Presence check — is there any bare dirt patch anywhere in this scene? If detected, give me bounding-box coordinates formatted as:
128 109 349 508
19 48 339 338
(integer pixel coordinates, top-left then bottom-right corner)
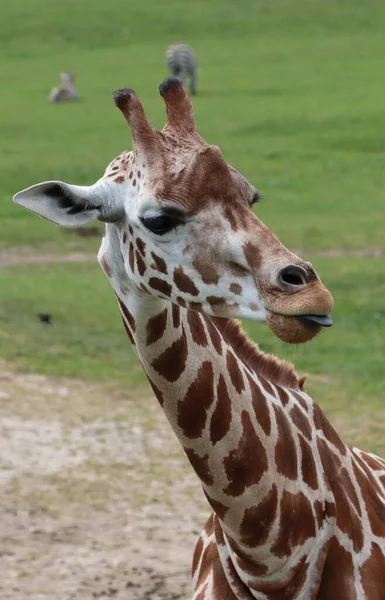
0 249 95 269
0 362 208 600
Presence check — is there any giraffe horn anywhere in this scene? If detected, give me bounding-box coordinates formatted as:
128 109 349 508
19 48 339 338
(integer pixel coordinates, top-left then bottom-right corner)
112 88 157 156
159 77 195 134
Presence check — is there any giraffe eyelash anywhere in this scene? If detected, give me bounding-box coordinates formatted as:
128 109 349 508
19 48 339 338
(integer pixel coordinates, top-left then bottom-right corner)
250 191 262 206
140 213 185 235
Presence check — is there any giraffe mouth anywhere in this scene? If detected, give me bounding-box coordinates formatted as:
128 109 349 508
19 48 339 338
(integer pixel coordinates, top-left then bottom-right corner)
266 311 332 344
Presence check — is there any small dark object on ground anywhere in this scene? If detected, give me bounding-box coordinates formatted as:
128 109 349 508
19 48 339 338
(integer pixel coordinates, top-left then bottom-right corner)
37 313 52 325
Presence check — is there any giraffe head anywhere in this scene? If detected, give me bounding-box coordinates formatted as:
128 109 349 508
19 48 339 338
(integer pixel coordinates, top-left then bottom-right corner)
13 78 333 344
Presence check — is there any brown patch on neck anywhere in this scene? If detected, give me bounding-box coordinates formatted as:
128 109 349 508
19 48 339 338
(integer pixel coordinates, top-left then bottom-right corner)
210 317 301 390
223 410 268 497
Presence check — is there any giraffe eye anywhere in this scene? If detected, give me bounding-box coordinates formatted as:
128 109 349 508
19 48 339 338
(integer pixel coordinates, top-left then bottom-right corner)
140 214 184 235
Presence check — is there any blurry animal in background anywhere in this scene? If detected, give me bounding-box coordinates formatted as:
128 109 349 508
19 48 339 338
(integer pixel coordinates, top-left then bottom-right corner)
166 44 198 95
37 313 52 325
48 72 79 103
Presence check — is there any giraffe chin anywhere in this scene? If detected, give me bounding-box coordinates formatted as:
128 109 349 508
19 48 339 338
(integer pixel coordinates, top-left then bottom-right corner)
266 312 322 344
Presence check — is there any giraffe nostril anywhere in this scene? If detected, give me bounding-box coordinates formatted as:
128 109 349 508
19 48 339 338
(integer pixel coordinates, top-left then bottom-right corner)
278 265 309 289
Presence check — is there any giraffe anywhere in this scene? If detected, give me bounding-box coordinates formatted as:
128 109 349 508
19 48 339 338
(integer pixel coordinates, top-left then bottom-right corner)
14 78 385 599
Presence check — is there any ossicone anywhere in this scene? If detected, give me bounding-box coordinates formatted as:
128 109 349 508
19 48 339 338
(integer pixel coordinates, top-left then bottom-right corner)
159 77 196 134
112 87 157 158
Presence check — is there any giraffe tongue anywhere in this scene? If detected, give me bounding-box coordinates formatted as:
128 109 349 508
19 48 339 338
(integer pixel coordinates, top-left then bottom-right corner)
296 314 333 328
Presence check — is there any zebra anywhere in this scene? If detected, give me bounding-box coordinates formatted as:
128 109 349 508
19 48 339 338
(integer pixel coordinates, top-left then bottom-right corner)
165 44 198 95
48 72 79 103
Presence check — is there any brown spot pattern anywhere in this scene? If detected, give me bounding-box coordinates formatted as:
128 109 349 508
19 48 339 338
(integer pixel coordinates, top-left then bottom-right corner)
189 301 203 312
224 205 238 231
148 277 172 297
226 351 245 393
204 491 229 520
114 175 125 183
273 404 298 480
151 252 168 274
173 267 199 296
247 373 271 435
243 241 262 270
223 411 268 496
193 257 220 285
276 386 290 406
313 500 324 529
172 303 180 328
146 308 168 345
210 375 232 445
195 584 208 600
205 318 222 355
192 536 204 577
299 435 319 490
121 317 135 345
314 404 346 455
240 484 278 547
290 404 312 440
148 378 164 407
185 448 213 486
248 556 308 597
117 299 136 333
196 533 238 599
100 255 112 277
360 543 385 598
229 283 242 295
122 231 127 244
207 295 226 307
135 250 146 276
136 237 146 255
178 362 214 438
226 557 256 598
317 537 357 599
231 541 268 578
152 330 188 382
271 491 316 558
291 390 309 412
353 459 385 538
176 296 186 307
128 242 135 272
187 310 208 347
318 439 364 551
259 377 276 398
359 451 385 471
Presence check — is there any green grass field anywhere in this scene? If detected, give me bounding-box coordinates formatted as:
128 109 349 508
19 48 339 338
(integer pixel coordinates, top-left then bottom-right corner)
1 0 384 453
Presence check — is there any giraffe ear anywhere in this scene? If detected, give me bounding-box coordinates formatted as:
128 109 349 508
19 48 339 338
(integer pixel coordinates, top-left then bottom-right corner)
13 180 107 227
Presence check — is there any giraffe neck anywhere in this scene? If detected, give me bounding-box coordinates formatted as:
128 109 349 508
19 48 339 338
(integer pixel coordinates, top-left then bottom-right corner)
100 222 385 597
101 244 337 593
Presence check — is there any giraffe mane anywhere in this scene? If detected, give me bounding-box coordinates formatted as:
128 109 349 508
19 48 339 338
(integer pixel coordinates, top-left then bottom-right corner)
210 316 304 391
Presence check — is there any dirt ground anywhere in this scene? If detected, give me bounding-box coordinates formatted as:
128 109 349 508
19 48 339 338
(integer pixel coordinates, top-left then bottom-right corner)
0 360 208 600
